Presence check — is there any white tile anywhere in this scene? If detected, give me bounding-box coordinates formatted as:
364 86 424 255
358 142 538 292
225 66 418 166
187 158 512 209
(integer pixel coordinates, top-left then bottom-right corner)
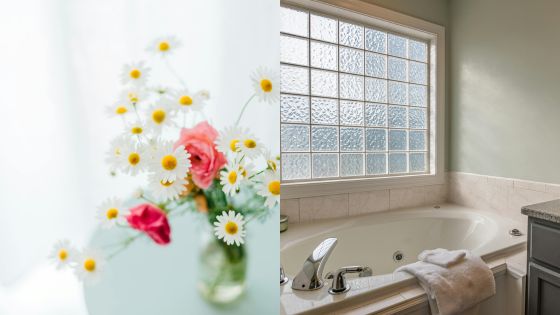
348 190 390 216
508 187 556 225
514 179 546 192
424 184 447 205
389 186 426 210
299 194 349 222
545 183 560 197
281 199 300 223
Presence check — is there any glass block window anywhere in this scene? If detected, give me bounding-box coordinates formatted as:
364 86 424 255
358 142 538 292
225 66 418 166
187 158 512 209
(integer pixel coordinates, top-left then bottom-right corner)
280 6 430 181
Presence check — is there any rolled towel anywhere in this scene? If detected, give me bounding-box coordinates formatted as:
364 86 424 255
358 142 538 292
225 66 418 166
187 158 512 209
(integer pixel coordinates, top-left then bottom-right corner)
396 250 495 315
418 248 467 267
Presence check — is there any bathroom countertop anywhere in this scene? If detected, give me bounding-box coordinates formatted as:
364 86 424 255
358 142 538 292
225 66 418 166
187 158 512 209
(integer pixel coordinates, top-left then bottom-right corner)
521 199 560 223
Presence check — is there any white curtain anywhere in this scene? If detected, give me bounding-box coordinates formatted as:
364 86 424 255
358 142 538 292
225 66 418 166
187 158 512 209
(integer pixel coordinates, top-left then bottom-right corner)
0 0 279 313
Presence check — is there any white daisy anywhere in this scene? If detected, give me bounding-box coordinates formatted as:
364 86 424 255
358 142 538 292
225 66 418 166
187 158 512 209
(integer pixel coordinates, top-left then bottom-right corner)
74 248 105 285
197 89 210 100
220 162 245 196
105 136 128 172
96 197 124 229
237 132 263 159
131 187 144 199
145 103 176 135
238 161 256 184
149 142 191 183
169 88 205 112
119 87 148 107
251 66 279 105
105 102 130 118
118 142 147 175
146 36 181 56
148 173 187 202
122 121 146 140
256 170 280 209
121 61 150 86
48 239 77 270
215 125 245 155
213 210 246 246
263 148 280 173
151 85 171 96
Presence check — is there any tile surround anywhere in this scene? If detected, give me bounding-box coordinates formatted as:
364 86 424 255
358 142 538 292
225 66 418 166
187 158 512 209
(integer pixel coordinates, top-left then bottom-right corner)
281 172 560 224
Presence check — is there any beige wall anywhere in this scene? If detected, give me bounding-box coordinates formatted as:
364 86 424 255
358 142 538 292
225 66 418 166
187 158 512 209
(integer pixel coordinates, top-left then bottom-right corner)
360 0 448 26
448 0 560 184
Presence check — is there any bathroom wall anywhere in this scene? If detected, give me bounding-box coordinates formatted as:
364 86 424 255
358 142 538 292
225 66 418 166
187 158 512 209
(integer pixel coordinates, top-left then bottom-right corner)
448 0 560 184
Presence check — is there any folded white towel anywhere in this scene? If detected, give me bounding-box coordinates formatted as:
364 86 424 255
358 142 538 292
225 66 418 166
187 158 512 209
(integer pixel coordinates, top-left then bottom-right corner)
396 250 495 315
418 248 467 267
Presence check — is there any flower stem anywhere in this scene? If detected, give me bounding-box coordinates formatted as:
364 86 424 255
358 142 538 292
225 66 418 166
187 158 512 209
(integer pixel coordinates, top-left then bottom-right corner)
235 94 256 126
163 57 186 88
106 233 143 260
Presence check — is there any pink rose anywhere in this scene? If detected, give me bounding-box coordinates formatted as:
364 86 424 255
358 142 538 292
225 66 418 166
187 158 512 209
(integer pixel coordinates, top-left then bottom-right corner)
126 203 171 245
174 121 227 189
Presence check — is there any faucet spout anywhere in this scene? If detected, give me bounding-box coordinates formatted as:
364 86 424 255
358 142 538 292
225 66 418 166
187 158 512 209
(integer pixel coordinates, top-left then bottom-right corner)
291 237 337 291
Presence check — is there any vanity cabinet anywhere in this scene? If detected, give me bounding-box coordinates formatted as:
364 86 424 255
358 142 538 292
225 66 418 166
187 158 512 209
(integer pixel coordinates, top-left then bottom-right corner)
526 217 560 315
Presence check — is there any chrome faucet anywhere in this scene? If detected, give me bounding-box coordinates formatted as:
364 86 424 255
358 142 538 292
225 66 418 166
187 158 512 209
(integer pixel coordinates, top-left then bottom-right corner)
291 237 337 291
325 265 373 294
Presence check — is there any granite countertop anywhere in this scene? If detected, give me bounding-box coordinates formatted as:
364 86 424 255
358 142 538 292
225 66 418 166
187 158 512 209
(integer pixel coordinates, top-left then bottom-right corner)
521 199 560 223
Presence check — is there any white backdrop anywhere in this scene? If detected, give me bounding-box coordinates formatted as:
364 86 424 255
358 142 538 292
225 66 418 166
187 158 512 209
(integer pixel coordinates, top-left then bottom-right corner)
0 0 279 313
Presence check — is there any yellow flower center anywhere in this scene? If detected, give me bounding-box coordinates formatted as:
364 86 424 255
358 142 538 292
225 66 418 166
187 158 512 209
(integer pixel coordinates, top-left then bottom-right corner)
152 109 166 124
58 249 68 261
114 148 121 156
158 41 170 51
161 155 178 170
229 139 239 152
129 69 141 79
106 208 119 219
84 259 96 272
228 171 238 184
260 79 273 92
239 166 247 177
116 106 128 115
268 180 280 195
179 95 193 106
128 92 139 103
131 126 143 134
128 153 140 165
244 139 256 149
267 160 277 172
225 221 238 235
160 180 174 187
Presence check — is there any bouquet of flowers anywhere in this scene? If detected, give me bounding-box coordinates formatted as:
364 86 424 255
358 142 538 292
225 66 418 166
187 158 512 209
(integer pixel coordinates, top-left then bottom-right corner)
49 36 279 302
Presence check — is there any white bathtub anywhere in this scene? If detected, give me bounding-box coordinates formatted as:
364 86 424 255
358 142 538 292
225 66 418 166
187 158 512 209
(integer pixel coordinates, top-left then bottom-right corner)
280 203 527 315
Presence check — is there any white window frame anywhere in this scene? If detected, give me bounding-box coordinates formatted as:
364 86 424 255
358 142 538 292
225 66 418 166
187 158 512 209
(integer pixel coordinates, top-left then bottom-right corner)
281 0 445 199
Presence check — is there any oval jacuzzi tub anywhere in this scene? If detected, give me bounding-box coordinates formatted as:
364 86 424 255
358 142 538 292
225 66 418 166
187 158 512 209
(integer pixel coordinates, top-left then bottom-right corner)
280 203 527 314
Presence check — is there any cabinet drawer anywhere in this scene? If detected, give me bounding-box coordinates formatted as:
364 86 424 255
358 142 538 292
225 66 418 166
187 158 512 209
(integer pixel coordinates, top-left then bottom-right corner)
531 222 560 268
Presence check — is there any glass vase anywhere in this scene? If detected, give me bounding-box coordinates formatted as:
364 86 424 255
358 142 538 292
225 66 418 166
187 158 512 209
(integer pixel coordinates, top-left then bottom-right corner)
197 227 247 304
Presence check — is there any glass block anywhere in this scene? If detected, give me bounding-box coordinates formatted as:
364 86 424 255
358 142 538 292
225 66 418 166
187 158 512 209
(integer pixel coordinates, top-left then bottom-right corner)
364 103 387 127
311 69 338 98
365 78 387 103
388 34 407 58
365 52 386 78
280 6 308 37
365 128 386 151
312 153 338 178
281 94 309 123
409 107 427 129
340 127 364 152
409 40 428 62
281 124 309 152
339 47 364 75
281 153 310 180
311 126 338 151
280 35 308 66
340 153 364 177
311 98 338 125
409 130 426 150
388 81 408 105
388 105 408 128
310 41 337 71
388 57 408 82
340 100 364 126
388 130 407 151
339 21 363 49
310 14 337 43
366 153 387 175
281 65 309 95
409 84 427 107
410 152 427 172
409 61 427 85
339 74 364 101
365 28 386 53
389 153 407 173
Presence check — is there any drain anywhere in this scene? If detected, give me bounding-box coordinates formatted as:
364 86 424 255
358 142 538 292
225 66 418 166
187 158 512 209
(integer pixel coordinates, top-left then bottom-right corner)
393 250 405 262
509 229 523 236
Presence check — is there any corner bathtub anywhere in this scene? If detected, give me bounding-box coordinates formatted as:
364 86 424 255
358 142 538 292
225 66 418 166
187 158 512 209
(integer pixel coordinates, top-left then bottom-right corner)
280 203 527 315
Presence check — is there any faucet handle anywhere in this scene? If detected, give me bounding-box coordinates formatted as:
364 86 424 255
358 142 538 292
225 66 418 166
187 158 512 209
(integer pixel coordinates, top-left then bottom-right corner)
280 265 289 286
326 265 372 295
